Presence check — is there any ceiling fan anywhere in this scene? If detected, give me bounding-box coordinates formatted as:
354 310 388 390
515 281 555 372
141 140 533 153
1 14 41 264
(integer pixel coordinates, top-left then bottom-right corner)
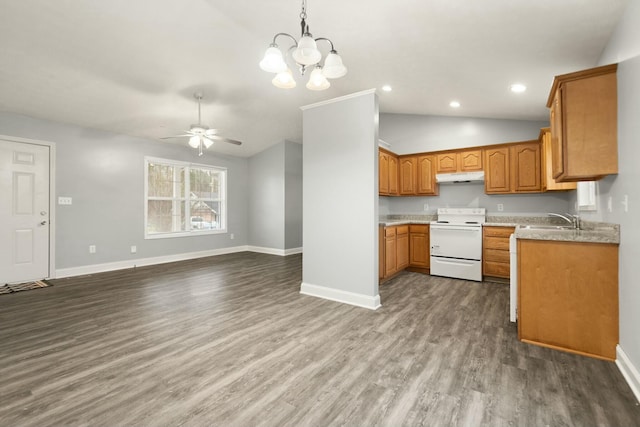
161 92 242 156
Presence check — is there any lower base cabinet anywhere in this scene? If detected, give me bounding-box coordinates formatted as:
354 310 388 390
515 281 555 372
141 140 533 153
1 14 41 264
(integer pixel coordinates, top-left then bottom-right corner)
518 239 619 360
482 226 515 280
380 224 426 281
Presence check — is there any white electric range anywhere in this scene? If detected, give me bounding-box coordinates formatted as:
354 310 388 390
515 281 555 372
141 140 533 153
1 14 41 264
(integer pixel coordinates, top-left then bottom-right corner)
430 208 486 281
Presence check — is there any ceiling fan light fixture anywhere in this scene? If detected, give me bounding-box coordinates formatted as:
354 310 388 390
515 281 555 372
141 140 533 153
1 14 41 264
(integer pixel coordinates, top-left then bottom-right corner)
306 66 330 91
188 135 200 148
272 68 297 88
202 137 214 149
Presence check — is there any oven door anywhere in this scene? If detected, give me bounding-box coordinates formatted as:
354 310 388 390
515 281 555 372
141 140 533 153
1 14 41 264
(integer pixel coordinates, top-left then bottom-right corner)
430 225 482 260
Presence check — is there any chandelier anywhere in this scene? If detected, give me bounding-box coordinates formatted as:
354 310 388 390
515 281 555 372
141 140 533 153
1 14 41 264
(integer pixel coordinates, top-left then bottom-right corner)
259 0 347 91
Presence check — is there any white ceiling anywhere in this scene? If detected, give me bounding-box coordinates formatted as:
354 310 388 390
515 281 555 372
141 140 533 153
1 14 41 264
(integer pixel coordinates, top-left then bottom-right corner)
0 0 628 157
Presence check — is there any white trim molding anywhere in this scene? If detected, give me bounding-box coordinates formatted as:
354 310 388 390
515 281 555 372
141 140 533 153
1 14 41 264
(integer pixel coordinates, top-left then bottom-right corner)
56 245 303 278
248 246 303 256
300 89 376 111
616 345 640 403
299 282 381 310
56 246 250 278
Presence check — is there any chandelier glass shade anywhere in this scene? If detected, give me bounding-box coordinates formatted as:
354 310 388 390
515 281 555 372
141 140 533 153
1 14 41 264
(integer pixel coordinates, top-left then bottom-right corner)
259 0 347 90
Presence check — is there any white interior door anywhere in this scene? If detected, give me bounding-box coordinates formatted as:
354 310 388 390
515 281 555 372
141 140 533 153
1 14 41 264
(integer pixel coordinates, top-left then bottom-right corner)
0 139 51 284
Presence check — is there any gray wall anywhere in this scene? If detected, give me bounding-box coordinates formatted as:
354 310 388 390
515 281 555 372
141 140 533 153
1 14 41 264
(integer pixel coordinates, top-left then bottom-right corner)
379 113 572 216
302 91 379 303
586 0 640 388
284 141 303 249
248 142 285 250
0 112 249 270
247 140 302 251
380 113 549 154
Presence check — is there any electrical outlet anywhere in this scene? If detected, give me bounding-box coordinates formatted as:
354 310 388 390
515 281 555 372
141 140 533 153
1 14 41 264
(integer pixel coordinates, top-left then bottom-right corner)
423 203 429 211
230 233 235 240
497 203 504 212
131 245 137 254
622 194 629 212
607 196 613 213
58 196 72 205
89 245 96 254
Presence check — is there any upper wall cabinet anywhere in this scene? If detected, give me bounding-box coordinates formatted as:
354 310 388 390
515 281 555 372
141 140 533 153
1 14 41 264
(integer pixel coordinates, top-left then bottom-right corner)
547 64 618 182
379 148 399 196
398 154 438 196
484 141 542 194
539 128 576 191
436 149 483 173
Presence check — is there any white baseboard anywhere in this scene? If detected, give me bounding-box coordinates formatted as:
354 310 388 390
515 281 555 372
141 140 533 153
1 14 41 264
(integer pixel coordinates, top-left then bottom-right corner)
55 246 250 278
300 282 381 310
616 345 640 404
247 246 303 256
55 245 304 279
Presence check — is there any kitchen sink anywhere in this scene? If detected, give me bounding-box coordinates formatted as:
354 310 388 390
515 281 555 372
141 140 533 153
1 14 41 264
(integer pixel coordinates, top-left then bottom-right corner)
519 224 575 230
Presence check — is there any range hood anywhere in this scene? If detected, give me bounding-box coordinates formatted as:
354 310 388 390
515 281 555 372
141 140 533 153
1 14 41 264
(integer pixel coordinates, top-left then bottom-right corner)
436 171 485 184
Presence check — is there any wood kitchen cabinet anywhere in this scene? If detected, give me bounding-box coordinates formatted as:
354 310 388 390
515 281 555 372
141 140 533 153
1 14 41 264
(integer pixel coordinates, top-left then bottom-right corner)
416 155 438 195
484 141 541 194
399 156 417 195
484 147 511 193
396 225 409 270
380 224 423 281
409 225 430 270
380 225 410 281
379 148 398 196
518 239 619 360
482 226 514 280
398 155 438 196
547 64 618 181
539 127 576 191
436 149 483 173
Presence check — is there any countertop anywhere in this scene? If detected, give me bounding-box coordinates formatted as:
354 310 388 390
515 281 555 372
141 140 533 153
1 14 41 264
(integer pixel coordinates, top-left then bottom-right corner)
379 215 620 244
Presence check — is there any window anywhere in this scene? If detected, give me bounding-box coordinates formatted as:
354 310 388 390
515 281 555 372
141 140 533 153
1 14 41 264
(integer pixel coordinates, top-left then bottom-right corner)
145 157 226 238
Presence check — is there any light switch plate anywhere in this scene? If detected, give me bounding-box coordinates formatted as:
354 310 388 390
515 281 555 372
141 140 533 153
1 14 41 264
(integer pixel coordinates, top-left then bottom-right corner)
58 196 72 205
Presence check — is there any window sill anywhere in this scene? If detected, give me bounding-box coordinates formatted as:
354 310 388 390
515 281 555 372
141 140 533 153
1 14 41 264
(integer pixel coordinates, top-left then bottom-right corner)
145 229 228 240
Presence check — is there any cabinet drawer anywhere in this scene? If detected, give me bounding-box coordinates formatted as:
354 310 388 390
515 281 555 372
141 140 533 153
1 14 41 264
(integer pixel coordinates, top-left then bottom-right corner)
385 227 396 238
483 226 515 238
484 236 510 251
396 225 409 235
484 248 510 263
409 224 429 234
484 261 510 278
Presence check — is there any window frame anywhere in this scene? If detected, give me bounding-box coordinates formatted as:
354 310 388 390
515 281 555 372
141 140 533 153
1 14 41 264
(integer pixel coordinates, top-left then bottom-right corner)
144 156 227 239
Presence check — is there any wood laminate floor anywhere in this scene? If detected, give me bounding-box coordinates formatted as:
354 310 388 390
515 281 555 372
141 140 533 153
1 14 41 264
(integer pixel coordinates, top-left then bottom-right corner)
1 252 638 426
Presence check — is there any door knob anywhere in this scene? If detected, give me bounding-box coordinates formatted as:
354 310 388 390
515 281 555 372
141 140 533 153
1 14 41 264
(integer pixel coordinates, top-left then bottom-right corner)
40 221 47 226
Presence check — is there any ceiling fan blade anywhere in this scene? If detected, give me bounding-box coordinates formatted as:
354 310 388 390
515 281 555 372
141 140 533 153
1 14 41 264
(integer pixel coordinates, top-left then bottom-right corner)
204 129 220 136
160 134 193 139
208 135 242 145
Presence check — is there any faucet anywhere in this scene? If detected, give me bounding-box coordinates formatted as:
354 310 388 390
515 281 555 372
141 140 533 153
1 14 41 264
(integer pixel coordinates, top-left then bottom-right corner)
547 212 581 230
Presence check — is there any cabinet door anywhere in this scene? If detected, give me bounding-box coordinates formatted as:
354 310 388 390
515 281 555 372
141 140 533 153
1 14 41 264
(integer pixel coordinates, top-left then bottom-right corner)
541 128 576 191
416 155 438 195
484 147 511 194
550 89 565 179
396 226 409 270
459 149 483 171
409 225 430 268
388 155 398 195
512 142 541 193
379 150 389 195
399 156 417 195
384 227 397 277
436 153 457 173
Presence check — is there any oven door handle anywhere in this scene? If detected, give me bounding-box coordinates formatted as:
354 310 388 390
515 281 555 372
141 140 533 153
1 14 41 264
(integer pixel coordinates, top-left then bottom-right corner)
431 225 480 232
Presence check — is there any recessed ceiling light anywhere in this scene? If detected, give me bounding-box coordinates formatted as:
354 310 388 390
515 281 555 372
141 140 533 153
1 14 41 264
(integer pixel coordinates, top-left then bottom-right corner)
510 83 527 93
449 101 461 108
382 85 392 92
